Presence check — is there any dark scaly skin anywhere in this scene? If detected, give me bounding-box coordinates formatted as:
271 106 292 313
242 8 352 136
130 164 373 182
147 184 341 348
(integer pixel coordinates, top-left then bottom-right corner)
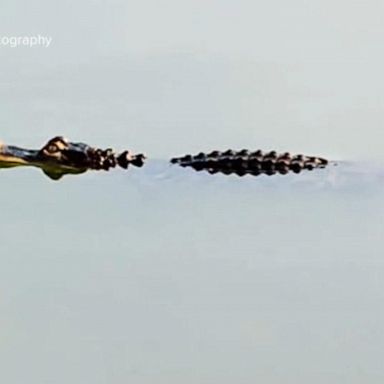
0 137 330 180
170 150 329 176
0 136 146 180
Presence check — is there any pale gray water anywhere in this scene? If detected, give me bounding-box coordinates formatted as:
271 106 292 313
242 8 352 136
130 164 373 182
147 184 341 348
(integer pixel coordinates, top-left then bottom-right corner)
2 0 384 381
1 162 384 384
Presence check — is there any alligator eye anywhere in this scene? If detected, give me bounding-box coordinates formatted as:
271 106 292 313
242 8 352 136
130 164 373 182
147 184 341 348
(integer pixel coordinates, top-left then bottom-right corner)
46 144 59 153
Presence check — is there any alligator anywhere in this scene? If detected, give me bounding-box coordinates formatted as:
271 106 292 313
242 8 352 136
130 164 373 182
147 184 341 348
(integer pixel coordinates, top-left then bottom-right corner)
170 150 329 176
0 136 330 180
0 136 146 180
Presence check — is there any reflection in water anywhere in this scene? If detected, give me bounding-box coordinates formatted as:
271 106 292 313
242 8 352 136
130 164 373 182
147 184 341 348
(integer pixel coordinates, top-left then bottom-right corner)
0 162 383 383
0 136 146 180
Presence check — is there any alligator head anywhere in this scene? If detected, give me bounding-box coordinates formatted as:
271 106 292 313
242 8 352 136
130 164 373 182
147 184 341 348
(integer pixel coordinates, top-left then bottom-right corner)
0 136 146 180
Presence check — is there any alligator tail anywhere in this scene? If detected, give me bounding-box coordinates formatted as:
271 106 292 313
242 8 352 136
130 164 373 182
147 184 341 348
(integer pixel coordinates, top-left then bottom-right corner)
170 150 328 176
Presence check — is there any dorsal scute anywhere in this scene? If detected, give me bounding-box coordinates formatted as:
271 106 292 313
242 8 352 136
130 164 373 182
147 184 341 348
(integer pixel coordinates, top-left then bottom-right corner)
170 149 329 176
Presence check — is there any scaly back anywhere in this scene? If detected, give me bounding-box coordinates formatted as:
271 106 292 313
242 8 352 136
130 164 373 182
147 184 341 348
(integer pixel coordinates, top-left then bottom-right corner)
171 150 328 176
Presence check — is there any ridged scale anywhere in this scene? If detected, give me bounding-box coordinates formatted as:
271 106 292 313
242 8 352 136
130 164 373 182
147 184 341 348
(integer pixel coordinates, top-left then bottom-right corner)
171 150 329 176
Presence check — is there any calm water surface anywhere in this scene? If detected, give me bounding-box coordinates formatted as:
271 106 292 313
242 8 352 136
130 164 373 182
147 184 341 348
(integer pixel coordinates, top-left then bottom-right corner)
1 161 384 384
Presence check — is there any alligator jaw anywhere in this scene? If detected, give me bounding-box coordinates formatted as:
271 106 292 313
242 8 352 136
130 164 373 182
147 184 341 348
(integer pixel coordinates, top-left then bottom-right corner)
0 145 43 167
